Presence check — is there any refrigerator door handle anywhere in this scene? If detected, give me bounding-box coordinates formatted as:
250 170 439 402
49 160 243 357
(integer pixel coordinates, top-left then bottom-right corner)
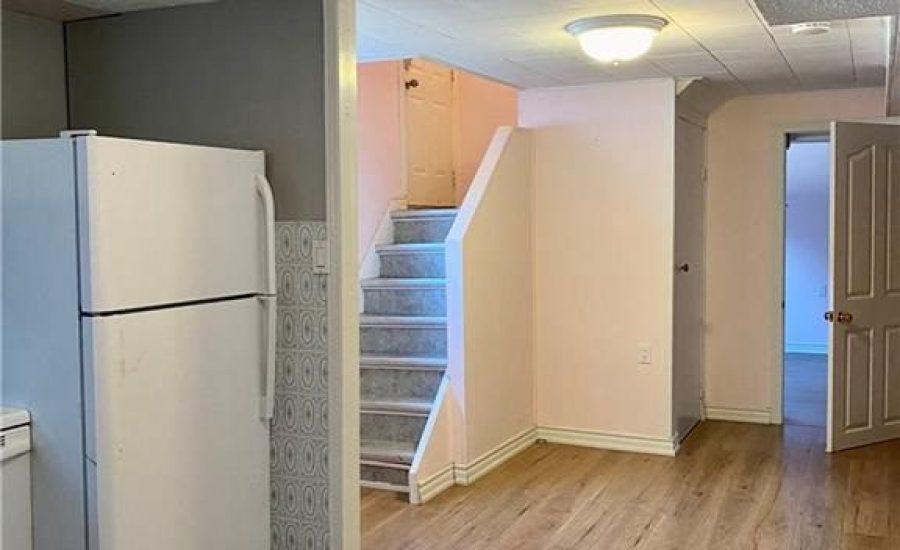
254 174 276 296
255 173 276 420
259 295 276 420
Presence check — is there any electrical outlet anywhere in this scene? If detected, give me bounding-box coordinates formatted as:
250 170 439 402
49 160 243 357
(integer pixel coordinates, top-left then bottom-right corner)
638 344 652 365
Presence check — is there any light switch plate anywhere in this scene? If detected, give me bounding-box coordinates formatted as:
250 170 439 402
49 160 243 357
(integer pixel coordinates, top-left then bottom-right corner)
313 240 329 274
638 344 652 365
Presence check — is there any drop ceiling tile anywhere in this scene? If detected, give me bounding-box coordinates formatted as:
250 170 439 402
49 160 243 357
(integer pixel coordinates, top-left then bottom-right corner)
752 0 900 26
358 0 890 90
357 34 413 61
648 52 732 76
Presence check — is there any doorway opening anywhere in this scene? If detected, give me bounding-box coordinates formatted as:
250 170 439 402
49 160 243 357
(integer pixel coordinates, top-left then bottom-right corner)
782 133 830 428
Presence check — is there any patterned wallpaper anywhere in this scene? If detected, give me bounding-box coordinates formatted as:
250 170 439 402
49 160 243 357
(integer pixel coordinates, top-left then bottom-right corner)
271 221 330 549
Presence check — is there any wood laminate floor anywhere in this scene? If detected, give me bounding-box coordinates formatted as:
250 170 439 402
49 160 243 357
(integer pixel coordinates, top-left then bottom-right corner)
361 421 900 549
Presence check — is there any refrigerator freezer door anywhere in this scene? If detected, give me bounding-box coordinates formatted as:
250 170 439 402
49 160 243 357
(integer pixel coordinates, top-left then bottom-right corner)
82 298 270 550
77 136 267 313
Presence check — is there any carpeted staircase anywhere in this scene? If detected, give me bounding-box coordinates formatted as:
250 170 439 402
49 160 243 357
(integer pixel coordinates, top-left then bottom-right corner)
359 208 457 493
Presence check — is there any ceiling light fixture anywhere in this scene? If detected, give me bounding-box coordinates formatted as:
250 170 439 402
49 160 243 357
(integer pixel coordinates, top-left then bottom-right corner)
566 14 669 64
790 22 832 36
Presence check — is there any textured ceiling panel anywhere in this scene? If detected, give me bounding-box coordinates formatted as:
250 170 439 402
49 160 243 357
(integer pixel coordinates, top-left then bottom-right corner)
1 0 220 20
753 0 900 25
66 0 219 14
1 0 104 21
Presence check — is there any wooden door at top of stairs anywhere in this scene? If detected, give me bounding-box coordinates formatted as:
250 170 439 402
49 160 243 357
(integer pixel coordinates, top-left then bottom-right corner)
828 121 900 452
404 58 455 208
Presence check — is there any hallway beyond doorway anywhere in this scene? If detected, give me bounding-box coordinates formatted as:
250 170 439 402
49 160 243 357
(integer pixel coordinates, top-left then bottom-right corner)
784 353 826 428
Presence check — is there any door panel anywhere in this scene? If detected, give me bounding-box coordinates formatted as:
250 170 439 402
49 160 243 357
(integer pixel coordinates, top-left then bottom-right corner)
843 329 872 431
78 136 266 312
829 121 900 451
886 326 900 423
846 146 874 298
404 59 455 207
672 118 705 440
82 298 270 549
888 146 900 294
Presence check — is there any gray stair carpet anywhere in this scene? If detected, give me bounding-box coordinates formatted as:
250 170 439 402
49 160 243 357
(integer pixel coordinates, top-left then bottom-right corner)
359 208 456 494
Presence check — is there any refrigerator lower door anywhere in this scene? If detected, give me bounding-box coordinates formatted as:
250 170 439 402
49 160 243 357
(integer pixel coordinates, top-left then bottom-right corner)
82 298 270 550
76 136 268 313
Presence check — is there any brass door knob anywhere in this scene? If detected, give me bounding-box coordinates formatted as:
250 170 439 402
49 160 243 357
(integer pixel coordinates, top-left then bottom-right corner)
824 311 853 324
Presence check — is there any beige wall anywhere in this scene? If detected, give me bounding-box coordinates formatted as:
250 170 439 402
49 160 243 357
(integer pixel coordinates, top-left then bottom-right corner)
704 88 883 417
1 9 68 138
446 127 535 462
522 80 676 439
452 72 518 204
357 61 404 264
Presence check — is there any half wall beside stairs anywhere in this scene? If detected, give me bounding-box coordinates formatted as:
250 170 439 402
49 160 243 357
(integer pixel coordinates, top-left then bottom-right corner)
410 127 537 502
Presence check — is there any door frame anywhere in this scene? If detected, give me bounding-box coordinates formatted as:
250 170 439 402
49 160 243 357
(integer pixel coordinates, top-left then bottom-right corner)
773 121 831 427
324 0 360 548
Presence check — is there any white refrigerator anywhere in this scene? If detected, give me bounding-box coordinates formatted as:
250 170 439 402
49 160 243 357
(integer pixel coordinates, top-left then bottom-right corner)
2 133 275 550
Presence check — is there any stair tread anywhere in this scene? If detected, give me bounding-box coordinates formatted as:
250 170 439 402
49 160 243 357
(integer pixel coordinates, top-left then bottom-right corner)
360 355 447 368
360 480 410 493
361 439 416 464
360 314 446 326
361 398 432 415
361 277 446 289
392 209 458 220
376 242 445 253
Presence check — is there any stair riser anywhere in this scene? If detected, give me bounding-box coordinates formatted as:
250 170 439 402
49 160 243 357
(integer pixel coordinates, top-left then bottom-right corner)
379 252 445 278
363 287 446 316
393 218 454 244
360 325 447 357
361 411 428 444
361 369 444 402
361 464 408 488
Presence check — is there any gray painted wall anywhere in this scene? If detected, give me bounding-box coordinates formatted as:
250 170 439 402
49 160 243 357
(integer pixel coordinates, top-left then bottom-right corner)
1 10 68 138
65 0 325 220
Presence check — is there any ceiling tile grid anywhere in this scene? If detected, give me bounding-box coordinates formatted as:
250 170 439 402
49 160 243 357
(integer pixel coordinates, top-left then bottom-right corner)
358 0 891 93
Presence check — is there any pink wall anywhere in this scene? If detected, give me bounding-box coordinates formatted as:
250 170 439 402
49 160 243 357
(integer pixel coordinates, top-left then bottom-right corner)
356 61 517 253
452 72 518 204
522 79 677 442
357 61 404 264
446 127 534 464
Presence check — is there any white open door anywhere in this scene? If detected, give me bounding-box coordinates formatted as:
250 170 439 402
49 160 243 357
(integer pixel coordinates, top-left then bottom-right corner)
827 121 900 452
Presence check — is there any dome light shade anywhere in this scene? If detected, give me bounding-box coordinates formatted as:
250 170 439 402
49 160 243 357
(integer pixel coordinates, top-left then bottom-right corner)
566 15 668 63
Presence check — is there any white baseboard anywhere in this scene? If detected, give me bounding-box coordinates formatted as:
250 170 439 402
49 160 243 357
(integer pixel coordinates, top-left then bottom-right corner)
785 343 827 355
413 425 687 502
453 428 537 486
705 406 772 424
415 464 455 504
536 426 678 456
